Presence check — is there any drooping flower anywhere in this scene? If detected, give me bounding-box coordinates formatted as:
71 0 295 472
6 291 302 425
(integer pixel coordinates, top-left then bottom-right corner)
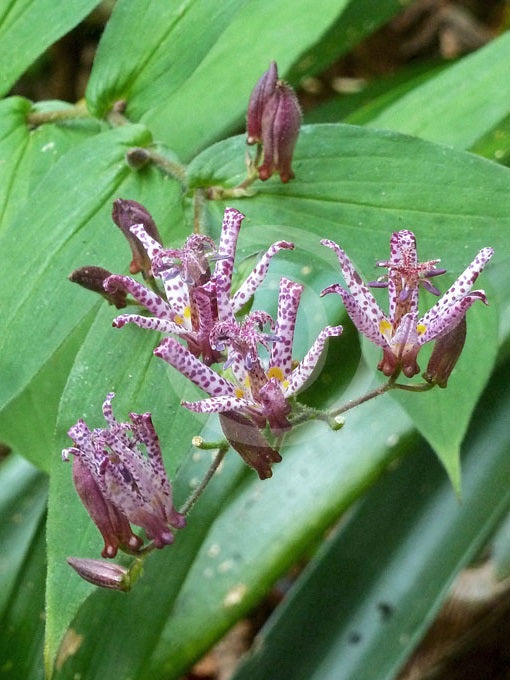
62 393 185 558
154 277 342 478
246 62 302 183
104 206 294 365
321 231 493 379
111 198 163 277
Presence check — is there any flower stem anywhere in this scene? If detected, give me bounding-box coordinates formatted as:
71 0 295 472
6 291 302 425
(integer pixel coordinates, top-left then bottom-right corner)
179 440 230 516
329 377 397 418
27 100 90 127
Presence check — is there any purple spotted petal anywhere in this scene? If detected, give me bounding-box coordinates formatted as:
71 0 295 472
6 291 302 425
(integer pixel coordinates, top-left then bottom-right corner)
130 223 165 263
321 240 385 341
270 277 303 377
215 273 236 324
112 314 187 335
420 247 493 334
154 337 235 397
321 283 386 348
213 207 245 287
232 240 295 313
387 230 418 322
159 268 191 321
182 395 251 415
420 290 488 344
285 325 343 396
104 275 174 319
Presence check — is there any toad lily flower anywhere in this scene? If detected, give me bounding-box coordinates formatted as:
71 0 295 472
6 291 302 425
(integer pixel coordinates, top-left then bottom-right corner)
104 206 293 365
62 393 185 558
154 278 343 478
321 231 493 379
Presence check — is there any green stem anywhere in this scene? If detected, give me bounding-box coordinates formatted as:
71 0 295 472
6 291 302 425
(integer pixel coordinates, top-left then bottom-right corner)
27 101 90 127
179 440 230 516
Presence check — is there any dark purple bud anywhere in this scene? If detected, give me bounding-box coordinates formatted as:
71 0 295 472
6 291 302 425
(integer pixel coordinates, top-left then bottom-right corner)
66 557 131 591
69 266 127 308
70 456 143 558
423 317 467 388
246 61 278 145
112 199 163 277
125 147 151 170
258 81 302 183
219 411 282 480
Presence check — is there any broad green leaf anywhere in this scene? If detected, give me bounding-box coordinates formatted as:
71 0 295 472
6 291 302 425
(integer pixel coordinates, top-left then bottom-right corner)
0 310 96 472
87 0 351 159
0 98 102 234
0 122 184 424
147 391 413 679
0 455 47 621
0 0 102 96
366 30 510 149
188 125 506 481
470 113 510 167
230 362 510 680
0 512 46 680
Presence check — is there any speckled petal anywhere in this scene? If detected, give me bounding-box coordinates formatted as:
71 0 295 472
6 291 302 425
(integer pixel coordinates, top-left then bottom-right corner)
286 325 343 396
154 337 235 397
130 223 165 262
420 290 488 344
321 239 385 342
232 240 295 313
215 273 235 324
213 207 245 286
420 247 493 333
388 230 418 321
322 283 386 347
104 275 174 319
112 313 186 334
182 395 251 414
270 277 303 377
159 268 191 323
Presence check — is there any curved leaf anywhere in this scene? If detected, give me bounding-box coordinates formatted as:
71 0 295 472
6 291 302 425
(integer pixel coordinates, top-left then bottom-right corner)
230 361 510 680
0 0 102 96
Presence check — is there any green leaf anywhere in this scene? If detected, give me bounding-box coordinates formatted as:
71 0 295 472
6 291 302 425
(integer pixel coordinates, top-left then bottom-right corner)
230 361 510 680
0 0 102 96
0 98 102 235
87 0 351 159
0 455 47 621
0 512 46 680
366 31 510 149
0 122 182 424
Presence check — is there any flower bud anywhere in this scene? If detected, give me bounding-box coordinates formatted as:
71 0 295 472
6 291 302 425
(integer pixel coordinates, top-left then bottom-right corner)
112 199 163 277
246 61 278 145
66 557 131 591
423 317 467 388
219 411 282 480
258 81 302 183
68 266 127 308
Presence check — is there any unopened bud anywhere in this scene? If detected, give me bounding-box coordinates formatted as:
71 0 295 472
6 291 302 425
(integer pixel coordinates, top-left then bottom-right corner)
246 61 278 145
69 266 127 308
258 81 302 183
126 147 151 170
423 317 467 388
219 411 282 480
112 199 163 276
67 557 131 591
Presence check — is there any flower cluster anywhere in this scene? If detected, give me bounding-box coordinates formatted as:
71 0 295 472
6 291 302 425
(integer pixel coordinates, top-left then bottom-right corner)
321 231 493 383
63 393 185 559
65 199 493 578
